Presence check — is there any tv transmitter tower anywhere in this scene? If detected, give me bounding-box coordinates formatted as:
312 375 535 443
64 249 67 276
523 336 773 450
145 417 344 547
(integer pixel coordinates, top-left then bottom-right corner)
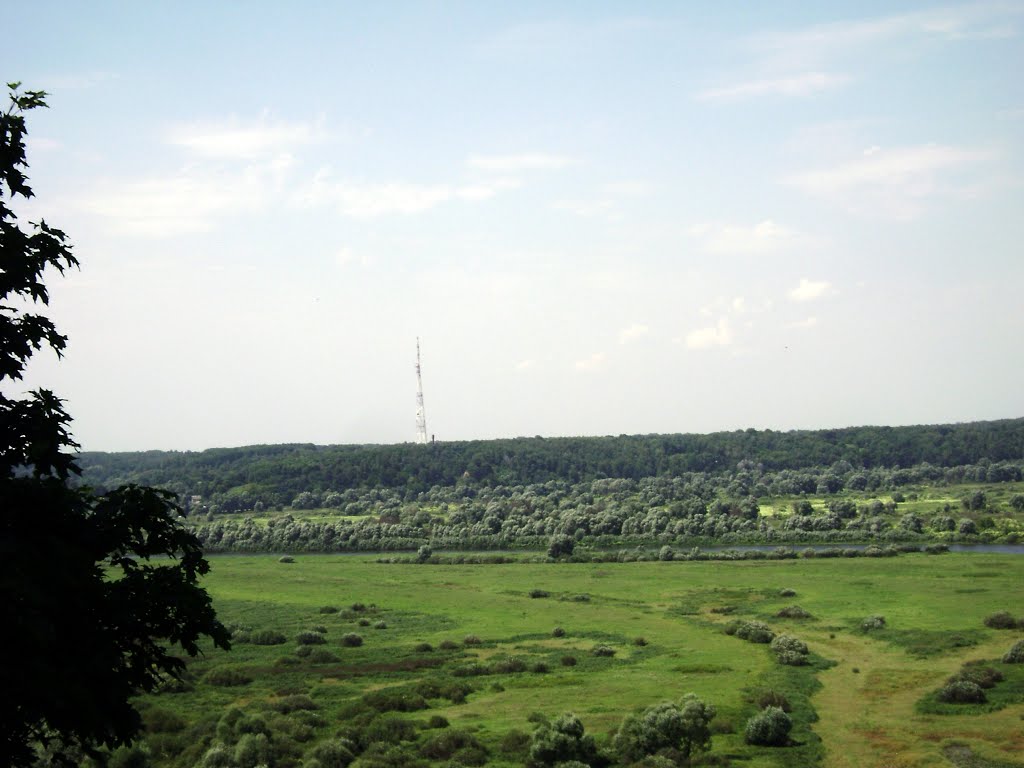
415 337 428 444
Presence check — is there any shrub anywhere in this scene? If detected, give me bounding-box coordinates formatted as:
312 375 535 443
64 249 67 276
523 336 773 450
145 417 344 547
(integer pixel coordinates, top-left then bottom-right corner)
204 668 252 687
278 555 295 563
296 631 327 645
351 602 367 612
341 633 364 647
295 645 313 657
418 729 486 761
307 649 340 664
311 624 328 634
358 714 418 748
1003 640 1024 663
552 627 566 637
250 630 287 645
861 615 886 631
634 636 648 646
358 618 371 627
306 738 355 768
937 680 987 704
531 662 549 673
319 605 338 614
561 655 577 667
493 657 528 674
529 589 550 598
270 694 319 713
735 620 774 644
529 712 599 767
753 690 791 712
363 689 428 713
234 733 272 768
426 715 449 729
770 634 808 656
373 620 386 629
950 665 1003 689
592 645 616 657
770 634 810 666
463 635 482 646
439 639 458 650
776 650 808 666
778 588 797 597
613 694 716 763
775 605 812 619
570 593 591 602
414 642 433 653
744 706 791 746
499 729 530 756
984 611 1019 629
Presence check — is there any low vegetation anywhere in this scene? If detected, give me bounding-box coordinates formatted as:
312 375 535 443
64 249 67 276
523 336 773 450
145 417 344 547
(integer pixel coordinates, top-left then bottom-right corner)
102 552 1024 768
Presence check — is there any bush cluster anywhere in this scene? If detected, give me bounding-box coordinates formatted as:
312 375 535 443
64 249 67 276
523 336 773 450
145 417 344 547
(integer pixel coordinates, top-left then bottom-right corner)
984 611 1022 630
861 615 886 631
204 668 253 687
936 680 987 704
744 706 791 746
729 620 775 644
775 605 812 619
250 630 287 646
770 634 810 666
1003 640 1024 663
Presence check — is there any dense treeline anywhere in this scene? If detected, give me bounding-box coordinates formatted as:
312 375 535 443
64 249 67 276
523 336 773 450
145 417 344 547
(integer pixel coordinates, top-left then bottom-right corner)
78 418 1024 503
191 463 1024 553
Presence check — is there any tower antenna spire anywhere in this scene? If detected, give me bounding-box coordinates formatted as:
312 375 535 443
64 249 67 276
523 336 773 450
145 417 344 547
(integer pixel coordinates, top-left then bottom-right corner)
415 337 428 444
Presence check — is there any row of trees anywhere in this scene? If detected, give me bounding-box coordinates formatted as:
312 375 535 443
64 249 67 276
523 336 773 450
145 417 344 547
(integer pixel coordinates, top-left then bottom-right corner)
191 487 1019 553
161 458 1024 518
77 420 1024 499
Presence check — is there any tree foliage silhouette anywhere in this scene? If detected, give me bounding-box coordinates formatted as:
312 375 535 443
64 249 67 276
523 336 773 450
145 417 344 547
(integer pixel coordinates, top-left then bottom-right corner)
0 83 230 766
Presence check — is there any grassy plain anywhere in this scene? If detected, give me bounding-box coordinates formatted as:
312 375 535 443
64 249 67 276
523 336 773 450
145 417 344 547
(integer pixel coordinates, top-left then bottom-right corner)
141 554 1024 768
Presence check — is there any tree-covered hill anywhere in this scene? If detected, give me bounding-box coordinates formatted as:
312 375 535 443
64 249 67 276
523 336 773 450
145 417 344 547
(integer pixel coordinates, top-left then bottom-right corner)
78 418 1024 501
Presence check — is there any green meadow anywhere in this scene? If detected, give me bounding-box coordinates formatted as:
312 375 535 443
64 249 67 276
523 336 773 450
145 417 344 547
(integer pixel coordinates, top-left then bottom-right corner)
136 554 1024 768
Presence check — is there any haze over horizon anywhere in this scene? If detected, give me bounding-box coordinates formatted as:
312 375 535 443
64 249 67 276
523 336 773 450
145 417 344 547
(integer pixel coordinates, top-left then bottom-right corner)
8 1 1024 452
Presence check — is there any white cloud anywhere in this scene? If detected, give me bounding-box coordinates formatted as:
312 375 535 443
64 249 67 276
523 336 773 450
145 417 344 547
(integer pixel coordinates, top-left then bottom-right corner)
79 163 277 236
689 219 801 254
296 169 519 217
685 318 733 349
786 143 992 217
468 153 573 172
552 198 615 218
515 359 535 371
575 352 607 371
27 137 62 153
750 5 1023 70
787 317 819 329
167 116 324 159
618 323 649 344
789 279 832 302
697 72 850 102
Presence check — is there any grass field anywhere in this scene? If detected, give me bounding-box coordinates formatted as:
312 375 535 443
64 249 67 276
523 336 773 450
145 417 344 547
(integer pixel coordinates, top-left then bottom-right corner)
134 553 1024 768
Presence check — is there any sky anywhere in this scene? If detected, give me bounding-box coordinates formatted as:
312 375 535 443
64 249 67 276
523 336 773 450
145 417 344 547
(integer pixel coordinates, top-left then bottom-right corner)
6 1 1024 451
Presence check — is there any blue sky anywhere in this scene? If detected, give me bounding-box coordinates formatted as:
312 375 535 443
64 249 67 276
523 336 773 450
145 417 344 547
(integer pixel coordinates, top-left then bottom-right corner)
7 1 1024 450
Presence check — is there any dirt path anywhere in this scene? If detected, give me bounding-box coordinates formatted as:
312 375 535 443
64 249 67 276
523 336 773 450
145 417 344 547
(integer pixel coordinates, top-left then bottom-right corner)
812 634 1020 768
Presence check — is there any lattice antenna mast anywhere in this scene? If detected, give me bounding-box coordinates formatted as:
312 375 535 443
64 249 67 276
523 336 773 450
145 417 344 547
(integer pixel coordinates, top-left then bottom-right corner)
415 337 428 444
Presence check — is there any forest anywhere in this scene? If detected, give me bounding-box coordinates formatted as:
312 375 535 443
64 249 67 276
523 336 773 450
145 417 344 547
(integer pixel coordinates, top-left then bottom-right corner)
79 418 1024 501
75 419 1024 555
